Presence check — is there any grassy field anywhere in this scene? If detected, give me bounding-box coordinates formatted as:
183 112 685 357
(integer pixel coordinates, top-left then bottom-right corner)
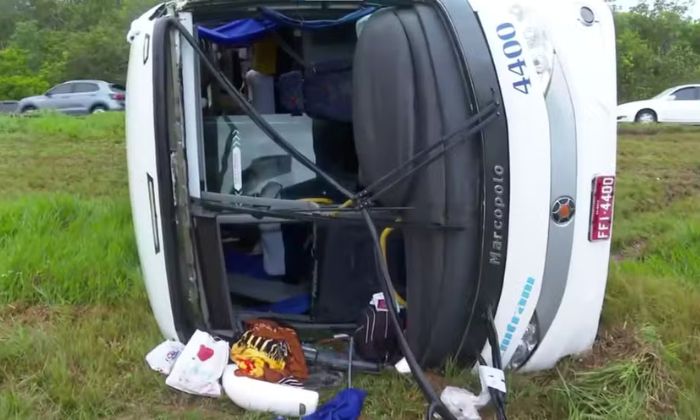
0 113 698 419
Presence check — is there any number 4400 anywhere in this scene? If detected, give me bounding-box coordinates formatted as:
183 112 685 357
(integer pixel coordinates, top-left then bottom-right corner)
497 23 531 95
599 177 614 212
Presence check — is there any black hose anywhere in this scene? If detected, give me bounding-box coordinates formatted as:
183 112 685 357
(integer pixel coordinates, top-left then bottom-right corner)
361 209 457 420
426 401 440 420
485 308 502 371
367 110 499 203
475 354 504 420
356 101 499 202
485 308 508 420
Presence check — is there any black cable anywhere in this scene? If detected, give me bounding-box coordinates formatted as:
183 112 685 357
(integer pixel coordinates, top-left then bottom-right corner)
355 101 499 203
476 354 504 420
486 308 502 371
485 307 508 420
361 209 457 420
426 401 440 420
367 111 499 203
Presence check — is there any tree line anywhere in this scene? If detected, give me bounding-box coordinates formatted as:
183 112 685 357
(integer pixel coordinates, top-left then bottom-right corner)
0 0 158 100
0 0 698 102
615 0 700 102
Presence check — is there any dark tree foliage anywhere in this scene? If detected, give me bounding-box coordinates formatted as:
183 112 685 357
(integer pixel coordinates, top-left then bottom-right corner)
0 0 159 99
614 0 700 102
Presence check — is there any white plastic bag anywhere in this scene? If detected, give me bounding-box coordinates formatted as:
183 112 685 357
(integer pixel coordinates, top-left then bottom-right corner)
440 386 483 420
146 339 185 375
394 357 411 375
165 330 230 398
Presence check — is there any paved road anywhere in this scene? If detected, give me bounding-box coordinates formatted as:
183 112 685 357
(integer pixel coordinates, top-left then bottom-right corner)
0 101 18 114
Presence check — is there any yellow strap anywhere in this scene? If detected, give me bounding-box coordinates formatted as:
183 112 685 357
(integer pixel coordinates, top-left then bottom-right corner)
380 227 407 306
328 199 354 217
295 198 407 305
299 197 334 205
380 227 394 256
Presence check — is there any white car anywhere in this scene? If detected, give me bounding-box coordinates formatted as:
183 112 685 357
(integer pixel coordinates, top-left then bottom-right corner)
125 1 616 414
617 84 700 123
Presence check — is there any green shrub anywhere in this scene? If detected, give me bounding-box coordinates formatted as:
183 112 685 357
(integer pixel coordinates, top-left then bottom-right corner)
0 75 50 100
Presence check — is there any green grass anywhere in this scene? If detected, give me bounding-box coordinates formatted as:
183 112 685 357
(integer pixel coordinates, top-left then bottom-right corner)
0 302 244 419
0 112 127 199
0 113 699 419
0 195 140 304
0 113 139 304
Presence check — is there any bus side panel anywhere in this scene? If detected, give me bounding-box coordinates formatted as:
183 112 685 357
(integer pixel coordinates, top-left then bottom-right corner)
126 15 178 340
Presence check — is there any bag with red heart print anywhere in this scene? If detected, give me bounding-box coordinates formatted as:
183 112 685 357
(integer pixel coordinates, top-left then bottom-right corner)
166 330 230 397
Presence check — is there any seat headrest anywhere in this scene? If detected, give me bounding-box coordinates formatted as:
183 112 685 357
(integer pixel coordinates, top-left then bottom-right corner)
278 60 353 122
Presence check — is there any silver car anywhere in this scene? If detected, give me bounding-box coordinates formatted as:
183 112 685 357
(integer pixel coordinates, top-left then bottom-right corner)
18 80 126 114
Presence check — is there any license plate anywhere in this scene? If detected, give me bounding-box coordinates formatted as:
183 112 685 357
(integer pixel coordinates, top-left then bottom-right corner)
589 176 616 241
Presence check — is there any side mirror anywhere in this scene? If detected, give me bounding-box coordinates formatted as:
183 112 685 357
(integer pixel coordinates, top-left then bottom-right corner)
667 94 676 101
45 92 53 97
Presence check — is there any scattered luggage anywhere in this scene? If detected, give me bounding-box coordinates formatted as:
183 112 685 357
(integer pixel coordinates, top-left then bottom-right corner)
145 320 376 418
303 388 366 420
145 339 185 375
222 364 320 417
352 293 401 364
230 319 309 384
165 330 230 398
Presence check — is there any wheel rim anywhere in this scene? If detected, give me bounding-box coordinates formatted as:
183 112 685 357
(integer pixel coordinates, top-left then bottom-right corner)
92 108 106 114
637 112 655 123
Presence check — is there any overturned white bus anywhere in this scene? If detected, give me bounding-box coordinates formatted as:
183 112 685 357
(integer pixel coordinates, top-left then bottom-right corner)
126 0 616 416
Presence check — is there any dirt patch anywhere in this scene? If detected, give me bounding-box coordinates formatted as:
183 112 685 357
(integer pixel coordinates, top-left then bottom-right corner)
425 371 450 391
662 168 700 203
0 302 55 325
573 325 677 415
68 304 113 321
0 303 114 327
613 239 648 262
576 324 643 370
